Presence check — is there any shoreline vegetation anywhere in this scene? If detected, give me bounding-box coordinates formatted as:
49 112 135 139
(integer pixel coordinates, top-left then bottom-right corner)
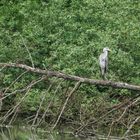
0 0 140 139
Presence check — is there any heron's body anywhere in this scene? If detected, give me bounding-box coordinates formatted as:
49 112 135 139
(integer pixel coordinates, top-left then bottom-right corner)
99 48 110 79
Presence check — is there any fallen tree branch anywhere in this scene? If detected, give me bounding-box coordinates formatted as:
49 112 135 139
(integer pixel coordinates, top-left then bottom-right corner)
1 76 45 123
52 81 81 130
0 63 140 91
123 116 140 137
32 82 53 126
36 79 64 127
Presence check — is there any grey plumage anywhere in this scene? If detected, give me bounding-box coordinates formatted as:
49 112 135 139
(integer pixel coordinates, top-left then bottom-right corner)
99 47 110 79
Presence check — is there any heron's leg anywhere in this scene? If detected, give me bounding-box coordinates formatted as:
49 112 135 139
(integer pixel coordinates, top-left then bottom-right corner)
101 67 105 79
104 66 108 80
100 68 108 80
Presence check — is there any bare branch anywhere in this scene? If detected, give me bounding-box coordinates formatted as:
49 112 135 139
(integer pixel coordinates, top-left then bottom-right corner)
20 35 35 68
36 79 64 126
0 63 140 91
3 70 28 94
123 116 140 137
32 81 53 126
1 76 45 123
52 81 81 130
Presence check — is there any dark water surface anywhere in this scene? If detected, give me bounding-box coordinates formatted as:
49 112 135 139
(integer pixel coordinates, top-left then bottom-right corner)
0 125 136 140
0 125 93 140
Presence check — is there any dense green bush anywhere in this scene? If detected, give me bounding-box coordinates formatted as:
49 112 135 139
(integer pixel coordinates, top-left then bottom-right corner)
0 0 140 121
0 0 139 81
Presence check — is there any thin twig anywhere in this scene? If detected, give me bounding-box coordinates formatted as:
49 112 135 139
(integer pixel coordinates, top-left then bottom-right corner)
8 107 18 125
123 116 140 137
0 66 6 71
20 35 34 68
36 80 64 126
3 70 28 94
2 87 31 124
52 81 81 130
108 97 140 138
32 82 53 126
1 77 45 124
0 70 28 111
76 99 131 134
0 76 46 101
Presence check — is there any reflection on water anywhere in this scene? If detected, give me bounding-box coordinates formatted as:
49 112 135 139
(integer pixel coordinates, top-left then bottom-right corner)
1 125 135 140
0 125 87 140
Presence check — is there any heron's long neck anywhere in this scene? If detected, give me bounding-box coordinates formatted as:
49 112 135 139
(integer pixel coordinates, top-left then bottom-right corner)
104 51 108 57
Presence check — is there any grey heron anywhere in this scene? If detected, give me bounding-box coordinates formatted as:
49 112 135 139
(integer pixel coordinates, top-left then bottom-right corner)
99 47 111 80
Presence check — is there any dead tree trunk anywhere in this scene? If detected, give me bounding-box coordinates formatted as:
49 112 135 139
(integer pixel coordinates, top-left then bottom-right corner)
0 63 140 91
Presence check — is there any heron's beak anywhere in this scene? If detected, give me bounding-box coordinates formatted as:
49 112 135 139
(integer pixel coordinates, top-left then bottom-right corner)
108 49 111 52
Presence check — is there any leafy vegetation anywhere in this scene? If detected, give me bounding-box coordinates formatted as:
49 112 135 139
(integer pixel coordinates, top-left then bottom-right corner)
0 0 140 137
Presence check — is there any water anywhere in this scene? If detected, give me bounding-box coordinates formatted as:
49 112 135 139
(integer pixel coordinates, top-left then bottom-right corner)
0 125 136 140
0 125 89 140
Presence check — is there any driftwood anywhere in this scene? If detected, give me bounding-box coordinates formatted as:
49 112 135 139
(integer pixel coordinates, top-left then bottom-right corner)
0 63 140 91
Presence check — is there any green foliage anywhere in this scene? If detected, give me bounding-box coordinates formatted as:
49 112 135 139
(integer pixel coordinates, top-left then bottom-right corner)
0 0 139 80
0 0 140 123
